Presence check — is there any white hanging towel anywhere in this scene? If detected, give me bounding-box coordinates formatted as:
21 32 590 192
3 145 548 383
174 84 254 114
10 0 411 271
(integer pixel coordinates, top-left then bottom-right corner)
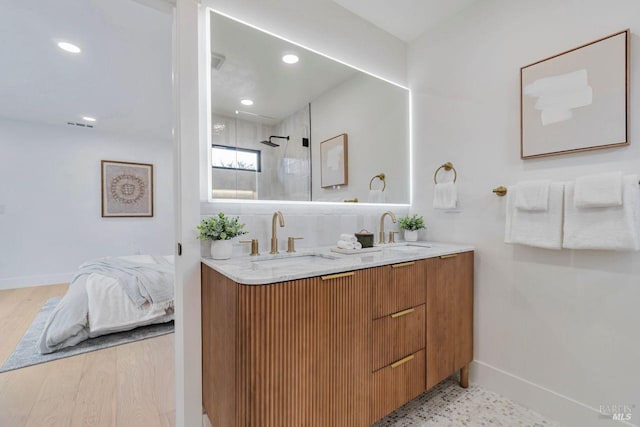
505 182 564 249
434 182 457 209
368 189 385 203
574 171 623 208
563 174 640 251
515 180 551 211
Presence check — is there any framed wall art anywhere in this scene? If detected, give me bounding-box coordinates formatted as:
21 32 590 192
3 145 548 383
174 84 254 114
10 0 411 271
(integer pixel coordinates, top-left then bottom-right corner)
320 133 348 188
101 160 154 217
520 29 629 159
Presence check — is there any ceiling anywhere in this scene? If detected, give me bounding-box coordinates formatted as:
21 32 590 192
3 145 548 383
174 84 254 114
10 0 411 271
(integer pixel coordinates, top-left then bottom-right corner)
0 0 173 140
0 0 477 139
210 11 358 124
333 0 479 42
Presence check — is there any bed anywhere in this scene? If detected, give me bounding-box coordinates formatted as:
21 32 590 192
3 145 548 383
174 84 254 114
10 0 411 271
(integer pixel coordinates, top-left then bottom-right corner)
37 254 175 354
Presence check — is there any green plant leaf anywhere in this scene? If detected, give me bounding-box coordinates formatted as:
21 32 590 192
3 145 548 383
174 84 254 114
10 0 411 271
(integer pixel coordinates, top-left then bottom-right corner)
398 214 426 231
196 212 248 240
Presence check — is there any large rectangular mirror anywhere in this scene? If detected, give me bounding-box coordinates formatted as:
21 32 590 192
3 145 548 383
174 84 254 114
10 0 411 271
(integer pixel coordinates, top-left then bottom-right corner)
208 11 410 204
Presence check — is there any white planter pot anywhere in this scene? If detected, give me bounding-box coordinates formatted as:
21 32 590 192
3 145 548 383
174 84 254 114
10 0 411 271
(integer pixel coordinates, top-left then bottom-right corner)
404 230 418 242
211 239 233 260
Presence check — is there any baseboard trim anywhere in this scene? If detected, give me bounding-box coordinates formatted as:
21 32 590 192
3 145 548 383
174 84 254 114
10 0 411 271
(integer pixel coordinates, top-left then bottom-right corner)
202 412 212 427
0 272 74 290
470 360 637 427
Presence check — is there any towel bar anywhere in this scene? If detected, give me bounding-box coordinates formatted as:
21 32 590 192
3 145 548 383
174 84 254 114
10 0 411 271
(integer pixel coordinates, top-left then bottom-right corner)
492 186 508 197
492 181 640 197
434 162 457 184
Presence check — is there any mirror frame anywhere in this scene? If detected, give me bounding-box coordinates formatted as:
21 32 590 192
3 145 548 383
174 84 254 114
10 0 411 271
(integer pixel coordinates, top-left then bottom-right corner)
204 8 412 207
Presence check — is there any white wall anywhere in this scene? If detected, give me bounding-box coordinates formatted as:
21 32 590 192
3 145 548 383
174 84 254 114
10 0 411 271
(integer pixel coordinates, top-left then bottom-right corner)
311 73 410 204
0 118 174 288
409 1 640 425
200 202 406 258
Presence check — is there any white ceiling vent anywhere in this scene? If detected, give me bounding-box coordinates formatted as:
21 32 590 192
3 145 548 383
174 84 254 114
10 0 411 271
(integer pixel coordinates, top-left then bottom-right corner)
211 52 226 70
67 121 94 128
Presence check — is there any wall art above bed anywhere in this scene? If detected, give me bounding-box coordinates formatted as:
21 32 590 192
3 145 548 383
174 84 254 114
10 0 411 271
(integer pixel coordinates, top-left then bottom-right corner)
101 160 154 217
520 29 629 159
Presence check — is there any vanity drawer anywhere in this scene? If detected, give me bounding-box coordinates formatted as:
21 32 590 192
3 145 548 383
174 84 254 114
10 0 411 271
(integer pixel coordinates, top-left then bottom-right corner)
371 349 426 423
372 304 425 371
373 260 426 319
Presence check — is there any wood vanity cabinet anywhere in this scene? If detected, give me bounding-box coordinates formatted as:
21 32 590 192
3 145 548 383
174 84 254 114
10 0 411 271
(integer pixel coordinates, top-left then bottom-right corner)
202 251 474 427
202 267 377 427
372 260 426 319
370 260 426 423
425 252 474 390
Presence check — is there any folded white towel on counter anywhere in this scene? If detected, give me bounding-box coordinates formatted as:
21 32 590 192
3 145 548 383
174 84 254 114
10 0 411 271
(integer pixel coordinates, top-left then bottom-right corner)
339 234 357 243
434 182 457 209
505 182 564 249
563 175 640 251
337 240 362 250
515 180 551 211
574 171 623 208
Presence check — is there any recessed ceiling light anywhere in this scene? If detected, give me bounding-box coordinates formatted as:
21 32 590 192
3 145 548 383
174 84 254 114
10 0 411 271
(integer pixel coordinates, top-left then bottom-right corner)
282 54 299 64
82 116 96 122
57 41 81 54
240 99 254 106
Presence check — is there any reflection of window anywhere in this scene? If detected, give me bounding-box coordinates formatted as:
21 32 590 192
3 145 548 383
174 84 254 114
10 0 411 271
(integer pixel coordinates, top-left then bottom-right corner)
212 145 261 172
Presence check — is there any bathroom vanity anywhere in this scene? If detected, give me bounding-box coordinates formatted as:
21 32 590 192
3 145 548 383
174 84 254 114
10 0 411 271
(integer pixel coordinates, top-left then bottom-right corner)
201 243 473 426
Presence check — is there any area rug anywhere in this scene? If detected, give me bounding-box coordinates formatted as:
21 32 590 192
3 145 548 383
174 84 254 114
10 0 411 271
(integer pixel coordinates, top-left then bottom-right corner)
0 297 174 373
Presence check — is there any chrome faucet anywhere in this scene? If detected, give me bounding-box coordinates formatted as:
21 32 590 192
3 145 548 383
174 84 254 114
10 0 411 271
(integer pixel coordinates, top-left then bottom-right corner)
270 211 285 254
379 211 397 244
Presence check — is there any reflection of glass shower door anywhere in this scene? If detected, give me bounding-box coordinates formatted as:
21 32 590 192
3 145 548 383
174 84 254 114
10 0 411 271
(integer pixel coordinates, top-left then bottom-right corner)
211 109 311 201
278 144 310 201
232 117 260 199
275 104 311 201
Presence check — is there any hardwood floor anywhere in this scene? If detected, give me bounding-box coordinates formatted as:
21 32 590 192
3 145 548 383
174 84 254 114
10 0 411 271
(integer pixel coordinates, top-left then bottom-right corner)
0 284 175 427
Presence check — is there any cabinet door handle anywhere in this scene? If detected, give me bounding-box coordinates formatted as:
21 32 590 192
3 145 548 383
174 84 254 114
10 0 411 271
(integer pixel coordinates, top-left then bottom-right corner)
390 354 414 368
440 254 458 259
390 308 415 318
391 261 415 268
321 272 355 281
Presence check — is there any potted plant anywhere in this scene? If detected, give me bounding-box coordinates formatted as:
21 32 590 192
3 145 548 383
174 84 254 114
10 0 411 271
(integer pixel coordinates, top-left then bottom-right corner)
197 212 247 260
398 214 425 242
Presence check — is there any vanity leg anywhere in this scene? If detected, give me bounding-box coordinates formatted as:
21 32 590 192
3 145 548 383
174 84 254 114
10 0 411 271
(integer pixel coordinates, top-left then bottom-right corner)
460 365 469 388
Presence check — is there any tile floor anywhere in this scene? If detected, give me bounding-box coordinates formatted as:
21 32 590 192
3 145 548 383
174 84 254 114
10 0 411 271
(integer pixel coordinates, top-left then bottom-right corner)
375 377 562 427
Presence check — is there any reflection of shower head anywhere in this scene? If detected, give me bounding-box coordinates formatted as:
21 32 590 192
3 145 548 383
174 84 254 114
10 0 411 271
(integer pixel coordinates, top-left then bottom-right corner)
259 139 279 147
259 135 289 147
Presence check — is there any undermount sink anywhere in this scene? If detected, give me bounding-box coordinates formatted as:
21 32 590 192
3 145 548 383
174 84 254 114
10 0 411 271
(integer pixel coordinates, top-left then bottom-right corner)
252 253 337 269
384 243 432 254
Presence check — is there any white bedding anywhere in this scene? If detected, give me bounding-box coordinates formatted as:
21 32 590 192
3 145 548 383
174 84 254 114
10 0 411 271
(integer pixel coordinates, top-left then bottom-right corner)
37 255 174 354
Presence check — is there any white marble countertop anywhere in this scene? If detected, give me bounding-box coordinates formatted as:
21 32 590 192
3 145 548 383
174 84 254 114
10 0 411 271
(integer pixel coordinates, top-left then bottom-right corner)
201 241 474 285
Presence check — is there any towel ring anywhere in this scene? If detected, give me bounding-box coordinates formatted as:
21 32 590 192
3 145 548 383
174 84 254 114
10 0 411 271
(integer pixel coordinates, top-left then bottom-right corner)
433 162 457 184
369 173 386 191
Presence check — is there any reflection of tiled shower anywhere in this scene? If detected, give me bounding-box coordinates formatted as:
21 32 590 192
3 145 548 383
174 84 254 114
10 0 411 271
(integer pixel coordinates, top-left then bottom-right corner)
211 106 311 201
274 104 311 201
